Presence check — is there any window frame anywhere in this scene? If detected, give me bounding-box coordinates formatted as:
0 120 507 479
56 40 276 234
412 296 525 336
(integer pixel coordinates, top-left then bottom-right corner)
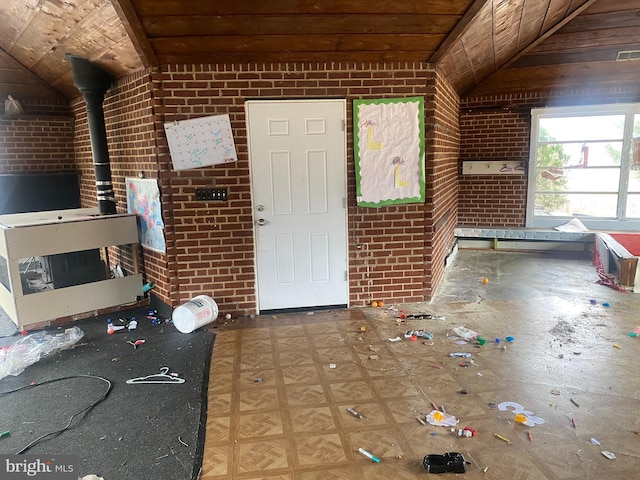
527 103 640 231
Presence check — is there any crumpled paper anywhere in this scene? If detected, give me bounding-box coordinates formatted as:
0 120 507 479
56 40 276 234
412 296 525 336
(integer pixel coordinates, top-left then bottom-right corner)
425 410 459 427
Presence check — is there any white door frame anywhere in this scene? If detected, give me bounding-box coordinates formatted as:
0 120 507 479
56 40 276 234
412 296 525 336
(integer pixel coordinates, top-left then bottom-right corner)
246 99 349 313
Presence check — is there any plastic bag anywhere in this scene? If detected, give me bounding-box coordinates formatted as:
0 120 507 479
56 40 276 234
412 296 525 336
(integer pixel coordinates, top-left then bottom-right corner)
4 95 24 116
0 326 84 380
453 326 478 341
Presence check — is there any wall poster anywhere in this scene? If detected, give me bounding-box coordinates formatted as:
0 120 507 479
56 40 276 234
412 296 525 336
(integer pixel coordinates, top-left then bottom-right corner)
164 114 238 171
126 178 166 253
353 97 425 207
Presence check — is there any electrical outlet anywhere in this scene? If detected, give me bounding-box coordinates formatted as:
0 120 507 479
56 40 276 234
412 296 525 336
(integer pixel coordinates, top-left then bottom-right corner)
195 187 228 201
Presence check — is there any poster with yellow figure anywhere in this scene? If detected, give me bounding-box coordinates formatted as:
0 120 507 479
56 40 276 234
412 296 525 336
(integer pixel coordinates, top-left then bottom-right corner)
353 97 425 207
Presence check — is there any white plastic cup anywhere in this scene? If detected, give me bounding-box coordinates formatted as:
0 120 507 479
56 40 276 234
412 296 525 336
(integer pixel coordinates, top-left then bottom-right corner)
172 295 218 333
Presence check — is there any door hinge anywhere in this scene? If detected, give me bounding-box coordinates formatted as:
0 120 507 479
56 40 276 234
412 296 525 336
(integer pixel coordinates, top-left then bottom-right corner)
342 120 346 131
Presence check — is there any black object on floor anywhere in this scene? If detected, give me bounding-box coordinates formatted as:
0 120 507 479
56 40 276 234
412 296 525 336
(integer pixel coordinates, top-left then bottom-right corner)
0 308 215 480
423 452 468 474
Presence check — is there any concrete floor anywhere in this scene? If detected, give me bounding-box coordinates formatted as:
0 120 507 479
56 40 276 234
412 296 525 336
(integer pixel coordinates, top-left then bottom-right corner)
202 249 640 479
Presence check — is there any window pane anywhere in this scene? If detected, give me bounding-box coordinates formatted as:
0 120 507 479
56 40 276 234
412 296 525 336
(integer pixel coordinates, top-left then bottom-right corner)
626 193 640 218
536 167 620 193
631 114 640 170
628 171 640 193
534 193 618 218
536 142 622 168
539 115 625 142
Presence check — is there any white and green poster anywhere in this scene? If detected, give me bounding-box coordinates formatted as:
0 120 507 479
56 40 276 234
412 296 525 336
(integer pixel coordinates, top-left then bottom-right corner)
353 97 425 207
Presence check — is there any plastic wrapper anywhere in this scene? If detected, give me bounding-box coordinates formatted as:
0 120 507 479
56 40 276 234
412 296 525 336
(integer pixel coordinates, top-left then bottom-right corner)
0 326 84 380
453 326 478 341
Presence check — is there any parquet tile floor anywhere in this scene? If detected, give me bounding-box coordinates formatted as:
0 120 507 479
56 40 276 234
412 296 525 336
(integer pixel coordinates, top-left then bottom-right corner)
200 251 640 479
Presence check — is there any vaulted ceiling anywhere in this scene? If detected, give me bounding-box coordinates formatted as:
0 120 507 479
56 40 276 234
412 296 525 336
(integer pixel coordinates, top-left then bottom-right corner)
0 0 639 103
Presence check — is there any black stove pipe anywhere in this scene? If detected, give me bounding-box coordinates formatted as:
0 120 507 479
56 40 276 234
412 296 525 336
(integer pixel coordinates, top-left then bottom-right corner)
66 53 116 215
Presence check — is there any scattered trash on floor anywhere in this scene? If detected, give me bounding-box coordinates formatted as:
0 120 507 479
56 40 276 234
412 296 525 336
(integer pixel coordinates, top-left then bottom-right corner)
613 344 622 349
388 336 401 342
494 433 510 443
497 402 545 427
0 326 84 380
400 313 446 320
590 438 601 445
450 352 472 358
422 452 468 473
126 366 185 384
347 407 363 419
602 451 616 460
454 426 476 437
426 410 459 427
127 339 145 349
358 447 381 463
570 398 580 407
106 318 126 334
173 295 218 333
453 326 478 341
403 329 433 340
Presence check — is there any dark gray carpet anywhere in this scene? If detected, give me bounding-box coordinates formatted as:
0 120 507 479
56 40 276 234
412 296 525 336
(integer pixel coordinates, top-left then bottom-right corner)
0 308 215 480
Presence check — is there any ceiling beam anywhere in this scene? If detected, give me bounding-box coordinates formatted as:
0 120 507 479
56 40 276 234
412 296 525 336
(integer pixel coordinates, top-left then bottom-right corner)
109 0 157 68
429 0 491 63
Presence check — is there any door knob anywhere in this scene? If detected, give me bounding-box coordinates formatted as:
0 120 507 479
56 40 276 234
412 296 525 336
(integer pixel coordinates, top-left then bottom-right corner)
256 218 266 226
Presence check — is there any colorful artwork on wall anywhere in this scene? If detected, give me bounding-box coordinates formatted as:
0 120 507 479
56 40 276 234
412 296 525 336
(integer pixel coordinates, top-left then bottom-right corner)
126 178 166 253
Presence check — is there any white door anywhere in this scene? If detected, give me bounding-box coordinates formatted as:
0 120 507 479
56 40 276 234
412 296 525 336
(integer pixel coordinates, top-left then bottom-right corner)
246 99 348 312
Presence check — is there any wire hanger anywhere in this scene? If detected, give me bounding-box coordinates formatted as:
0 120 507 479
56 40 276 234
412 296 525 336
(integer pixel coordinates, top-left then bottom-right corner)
126 367 185 384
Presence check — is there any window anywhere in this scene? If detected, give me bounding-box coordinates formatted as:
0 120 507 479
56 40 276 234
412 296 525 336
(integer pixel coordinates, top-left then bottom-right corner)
527 104 640 231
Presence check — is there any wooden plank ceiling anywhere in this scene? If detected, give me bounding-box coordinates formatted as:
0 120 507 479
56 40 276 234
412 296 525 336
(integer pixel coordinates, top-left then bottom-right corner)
0 0 638 103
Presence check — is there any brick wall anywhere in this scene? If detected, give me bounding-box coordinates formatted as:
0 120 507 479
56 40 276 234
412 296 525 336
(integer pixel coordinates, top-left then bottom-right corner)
71 69 165 298
0 99 74 174
458 86 640 227
426 68 460 294
151 62 440 312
